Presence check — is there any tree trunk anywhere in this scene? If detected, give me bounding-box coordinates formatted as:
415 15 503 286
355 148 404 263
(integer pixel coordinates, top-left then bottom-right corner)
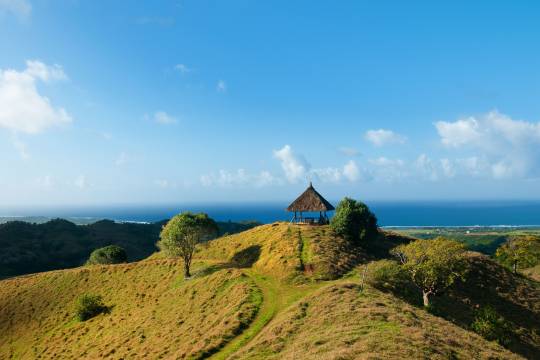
513 260 518 274
422 291 430 307
184 263 191 278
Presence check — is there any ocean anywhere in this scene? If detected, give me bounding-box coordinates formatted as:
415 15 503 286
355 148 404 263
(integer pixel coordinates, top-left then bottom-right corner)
2 200 540 227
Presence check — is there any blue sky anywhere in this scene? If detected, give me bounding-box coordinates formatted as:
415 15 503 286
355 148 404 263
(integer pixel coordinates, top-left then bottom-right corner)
1 0 540 205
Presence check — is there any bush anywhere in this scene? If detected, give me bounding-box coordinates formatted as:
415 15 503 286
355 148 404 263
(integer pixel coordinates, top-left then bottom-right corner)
471 305 512 346
86 245 127 265
74 294 108 321
366 260 408 290
330 197 378 244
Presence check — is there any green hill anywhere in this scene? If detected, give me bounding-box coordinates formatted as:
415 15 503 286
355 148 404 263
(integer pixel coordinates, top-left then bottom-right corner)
1 223 538 359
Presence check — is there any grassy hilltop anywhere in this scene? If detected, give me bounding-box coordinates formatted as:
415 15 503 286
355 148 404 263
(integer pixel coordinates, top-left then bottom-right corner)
1 223 539 359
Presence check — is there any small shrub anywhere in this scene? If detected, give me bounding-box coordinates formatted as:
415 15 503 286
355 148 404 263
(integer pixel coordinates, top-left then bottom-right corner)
366 260 407 289
471 305 512 346
86 245 127 265
74 294 108 321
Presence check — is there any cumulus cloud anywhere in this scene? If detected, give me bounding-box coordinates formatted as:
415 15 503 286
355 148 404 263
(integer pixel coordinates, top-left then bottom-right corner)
0 60 71 134
151 111 177 125
273 145 310 183
0 0 31 19
365 129 406 147
435 110 540 179
200 169 281 188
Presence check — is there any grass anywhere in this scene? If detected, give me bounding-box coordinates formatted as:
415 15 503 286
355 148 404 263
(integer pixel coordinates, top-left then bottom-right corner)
0 222 537 359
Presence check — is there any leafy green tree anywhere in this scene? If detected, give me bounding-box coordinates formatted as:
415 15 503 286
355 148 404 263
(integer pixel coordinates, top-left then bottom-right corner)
158 212 218 277
330 197 378 244
74 294 108 321
495 236 540 274
391 237 468 307
86 245 127 265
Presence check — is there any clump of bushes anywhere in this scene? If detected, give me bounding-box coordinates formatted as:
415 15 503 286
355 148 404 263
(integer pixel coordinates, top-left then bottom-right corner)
365 260 418 302
471 305 512 346
330 197 378 244
86 245 127 265
74 294 109 321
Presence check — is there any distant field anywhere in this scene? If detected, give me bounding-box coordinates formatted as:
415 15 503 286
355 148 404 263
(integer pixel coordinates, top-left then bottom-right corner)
387 226 540 255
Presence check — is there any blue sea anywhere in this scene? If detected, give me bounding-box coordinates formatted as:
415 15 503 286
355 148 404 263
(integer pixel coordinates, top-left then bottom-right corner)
2 200 540 227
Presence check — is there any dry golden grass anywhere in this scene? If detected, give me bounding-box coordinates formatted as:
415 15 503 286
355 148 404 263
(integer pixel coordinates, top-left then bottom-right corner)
523 264 540 282
1 223 538 360
0 259 261 359
232 282 522 360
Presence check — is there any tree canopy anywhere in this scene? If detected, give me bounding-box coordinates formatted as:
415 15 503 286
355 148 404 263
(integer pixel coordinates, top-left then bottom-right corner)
86 245 128 265
391 237 468 307
330 197 378 244
495 235 540 274
158 212 218 277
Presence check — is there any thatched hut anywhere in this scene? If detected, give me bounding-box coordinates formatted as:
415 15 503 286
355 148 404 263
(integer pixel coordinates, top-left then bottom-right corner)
287 182 335 224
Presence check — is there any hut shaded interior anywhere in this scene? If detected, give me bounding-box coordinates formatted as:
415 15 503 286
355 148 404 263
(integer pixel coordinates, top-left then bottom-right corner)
287 182 335 224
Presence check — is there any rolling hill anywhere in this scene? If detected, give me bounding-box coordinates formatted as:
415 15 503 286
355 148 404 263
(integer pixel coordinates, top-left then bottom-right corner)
1 223 538 359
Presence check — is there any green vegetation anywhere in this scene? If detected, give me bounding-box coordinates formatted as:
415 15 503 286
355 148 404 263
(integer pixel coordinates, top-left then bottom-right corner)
158 212 218 277
471 305 512 346
0 218 258 279
74 294 109 321
86 245 127 265
1 222 538 359
495 235 540 273
391 238 468 307
390 226 540 255
330 197 378 244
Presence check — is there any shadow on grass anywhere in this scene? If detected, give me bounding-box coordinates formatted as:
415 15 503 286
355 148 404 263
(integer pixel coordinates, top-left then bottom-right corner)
372 255 540 359
193 245 262 278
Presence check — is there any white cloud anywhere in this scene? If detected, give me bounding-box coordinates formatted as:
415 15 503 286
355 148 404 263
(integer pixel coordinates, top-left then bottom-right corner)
311 167 342 183
273 145 310 183
338 147 360 157
0 0 31 19
343 160 360 182
435 110 540 179
369 157 406 182
174 64 191 74
152 111 177 125
200 169 280 188
216 80 227 93
415 154 439 181
25 60 67 82
365 129 406 147
0 60 71 134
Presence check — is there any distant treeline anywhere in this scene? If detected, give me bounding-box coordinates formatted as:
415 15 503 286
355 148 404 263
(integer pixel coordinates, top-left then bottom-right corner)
0 218 260 279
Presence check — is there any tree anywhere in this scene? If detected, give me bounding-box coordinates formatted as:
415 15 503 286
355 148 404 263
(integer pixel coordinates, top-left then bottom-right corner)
86 245 127 265
330 197 378 244
495 236 540 274
391 237 468 307
158 212 218 278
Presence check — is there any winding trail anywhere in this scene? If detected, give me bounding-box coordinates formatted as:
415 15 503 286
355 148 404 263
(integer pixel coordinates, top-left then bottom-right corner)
209 268 323 360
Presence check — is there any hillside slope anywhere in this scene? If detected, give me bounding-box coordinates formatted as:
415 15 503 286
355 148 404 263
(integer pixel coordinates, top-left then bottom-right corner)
0 223 536 359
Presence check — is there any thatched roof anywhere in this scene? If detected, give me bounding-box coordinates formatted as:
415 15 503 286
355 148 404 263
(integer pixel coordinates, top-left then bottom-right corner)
287 183 335 212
